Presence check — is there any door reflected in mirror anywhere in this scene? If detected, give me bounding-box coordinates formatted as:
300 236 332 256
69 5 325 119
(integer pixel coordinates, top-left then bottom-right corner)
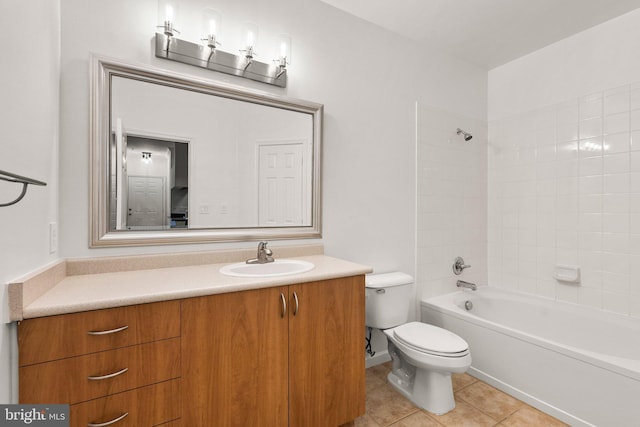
110 129 189 231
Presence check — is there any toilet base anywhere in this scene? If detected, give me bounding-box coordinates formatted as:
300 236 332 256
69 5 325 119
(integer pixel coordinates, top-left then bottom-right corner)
387 368 456 415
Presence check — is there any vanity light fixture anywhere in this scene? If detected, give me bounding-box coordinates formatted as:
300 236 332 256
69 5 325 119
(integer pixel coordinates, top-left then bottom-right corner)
141 152 152 163
154 3 290 87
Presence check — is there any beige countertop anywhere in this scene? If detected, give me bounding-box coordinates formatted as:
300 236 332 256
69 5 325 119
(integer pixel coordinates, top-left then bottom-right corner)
17 254 372 319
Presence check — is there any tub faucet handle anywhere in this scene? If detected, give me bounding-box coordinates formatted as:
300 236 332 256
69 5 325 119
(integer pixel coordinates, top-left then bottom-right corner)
453 257 471 275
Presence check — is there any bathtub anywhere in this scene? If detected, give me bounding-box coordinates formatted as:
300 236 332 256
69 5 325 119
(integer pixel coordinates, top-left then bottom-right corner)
420 287 640 427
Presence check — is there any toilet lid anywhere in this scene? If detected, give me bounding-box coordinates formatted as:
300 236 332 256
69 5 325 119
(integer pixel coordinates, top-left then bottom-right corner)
393 322 469 356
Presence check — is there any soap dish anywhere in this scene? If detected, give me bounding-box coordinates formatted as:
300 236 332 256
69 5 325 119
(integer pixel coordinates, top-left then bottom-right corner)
553 265 580 283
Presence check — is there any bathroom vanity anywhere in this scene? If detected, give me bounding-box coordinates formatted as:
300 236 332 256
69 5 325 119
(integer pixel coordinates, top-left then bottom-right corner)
10 246 370 427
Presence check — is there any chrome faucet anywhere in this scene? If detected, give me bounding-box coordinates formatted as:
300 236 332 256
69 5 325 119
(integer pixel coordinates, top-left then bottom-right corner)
246 241 274 264
456 280 477 291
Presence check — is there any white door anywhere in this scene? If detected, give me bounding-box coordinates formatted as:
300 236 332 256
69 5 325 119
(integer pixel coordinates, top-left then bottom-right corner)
115 118 128 230
258 143 305 226
127 176 166 228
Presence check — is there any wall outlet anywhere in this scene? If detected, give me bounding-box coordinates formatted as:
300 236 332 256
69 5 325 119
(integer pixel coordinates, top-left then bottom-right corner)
49 222 58 254
198 205 210 214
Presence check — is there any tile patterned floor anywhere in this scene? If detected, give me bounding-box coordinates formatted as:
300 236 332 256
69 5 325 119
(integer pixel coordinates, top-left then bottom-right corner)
356 363 569 427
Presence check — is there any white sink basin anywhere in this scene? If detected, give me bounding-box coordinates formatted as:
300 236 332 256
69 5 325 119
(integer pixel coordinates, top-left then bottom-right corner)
220 259 314 278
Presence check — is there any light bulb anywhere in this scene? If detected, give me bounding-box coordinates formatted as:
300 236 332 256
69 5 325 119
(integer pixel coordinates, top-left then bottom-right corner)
241 22 259 51
157 0 179 36
276 34 292 66
202 8 221 48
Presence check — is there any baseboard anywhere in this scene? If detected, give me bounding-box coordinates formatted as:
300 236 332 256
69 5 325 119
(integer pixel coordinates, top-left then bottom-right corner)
365 350 391 368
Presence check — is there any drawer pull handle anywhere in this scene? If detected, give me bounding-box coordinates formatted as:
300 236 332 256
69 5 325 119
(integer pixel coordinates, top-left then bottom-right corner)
87 367 129 381
87 325 129 336
87 412 128 427
293 291 299 316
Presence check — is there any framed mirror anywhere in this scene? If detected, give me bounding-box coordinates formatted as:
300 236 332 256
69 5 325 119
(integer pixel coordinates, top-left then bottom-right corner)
90 55 322 247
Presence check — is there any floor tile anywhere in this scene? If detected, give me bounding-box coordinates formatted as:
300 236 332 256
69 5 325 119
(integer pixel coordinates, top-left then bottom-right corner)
359 365 566 427
388 411 443 427
452 373 477 391
365 383 419 426
430 400 496 427
366 364 391 392
354 413 383 427
455 381 523 421
498 406 569 427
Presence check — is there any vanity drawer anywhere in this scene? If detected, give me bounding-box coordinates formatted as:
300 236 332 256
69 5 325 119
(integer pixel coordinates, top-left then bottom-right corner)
20 338 180 404
19 300 180 366
69 379 180 427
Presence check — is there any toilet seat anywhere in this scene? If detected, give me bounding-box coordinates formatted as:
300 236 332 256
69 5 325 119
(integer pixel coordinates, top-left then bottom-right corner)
393 322 469 358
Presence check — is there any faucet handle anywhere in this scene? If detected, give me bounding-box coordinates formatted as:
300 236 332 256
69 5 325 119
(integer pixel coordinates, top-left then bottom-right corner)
453 257 471 275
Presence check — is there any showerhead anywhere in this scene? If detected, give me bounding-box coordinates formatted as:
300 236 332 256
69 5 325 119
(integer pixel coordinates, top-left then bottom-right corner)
456 128 473 141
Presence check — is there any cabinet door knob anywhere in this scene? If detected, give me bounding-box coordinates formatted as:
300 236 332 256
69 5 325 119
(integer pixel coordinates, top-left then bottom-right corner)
292 291 299 316
87 367 129 381
87 325 129 336
280 293 287 318
87 412 128 427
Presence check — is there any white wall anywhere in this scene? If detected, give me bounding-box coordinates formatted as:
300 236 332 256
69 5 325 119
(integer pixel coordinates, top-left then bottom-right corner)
58 0 487 278
0 0 60 403
488 9 640 316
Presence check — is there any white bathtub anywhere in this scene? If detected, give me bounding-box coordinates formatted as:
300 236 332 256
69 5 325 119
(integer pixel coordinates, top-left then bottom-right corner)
421 287 640 427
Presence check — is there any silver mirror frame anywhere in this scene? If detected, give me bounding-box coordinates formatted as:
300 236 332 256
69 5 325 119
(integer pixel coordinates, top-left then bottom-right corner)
90 55 322 247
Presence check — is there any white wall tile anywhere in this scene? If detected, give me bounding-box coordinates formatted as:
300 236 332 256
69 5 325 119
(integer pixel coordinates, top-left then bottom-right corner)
579 286 603 308
631 130 640 151
604 88 630 115
602 213 629 234
579 118 603 139
603 153 629 174
580 156 603 176
578 175 602 195
580 96 603 120
557 140 579 160
604 132 630 153
578 137 603 157
630 87 640 111
489 80 640 315
604 112 629 135
603 291 629 314
418 105 488 298
602 233 629 253
556 122 578 142
631 110 640 131
604 173 629 193
602 193 629 214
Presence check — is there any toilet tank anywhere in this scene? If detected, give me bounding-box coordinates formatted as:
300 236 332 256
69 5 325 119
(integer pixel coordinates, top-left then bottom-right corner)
365 272 414 329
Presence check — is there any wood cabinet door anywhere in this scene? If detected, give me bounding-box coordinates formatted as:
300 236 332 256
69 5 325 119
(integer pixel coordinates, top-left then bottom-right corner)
288 276 366 427
181 287 289 427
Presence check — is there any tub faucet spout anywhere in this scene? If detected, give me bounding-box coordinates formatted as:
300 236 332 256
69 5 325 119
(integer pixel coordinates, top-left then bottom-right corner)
457 280 477 291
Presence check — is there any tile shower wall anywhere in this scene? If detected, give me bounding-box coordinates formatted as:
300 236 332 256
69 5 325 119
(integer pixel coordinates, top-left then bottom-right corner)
417 104 488 300
488 83 640 317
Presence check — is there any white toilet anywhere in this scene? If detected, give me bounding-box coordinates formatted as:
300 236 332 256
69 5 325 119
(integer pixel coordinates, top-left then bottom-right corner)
366 272 471 415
